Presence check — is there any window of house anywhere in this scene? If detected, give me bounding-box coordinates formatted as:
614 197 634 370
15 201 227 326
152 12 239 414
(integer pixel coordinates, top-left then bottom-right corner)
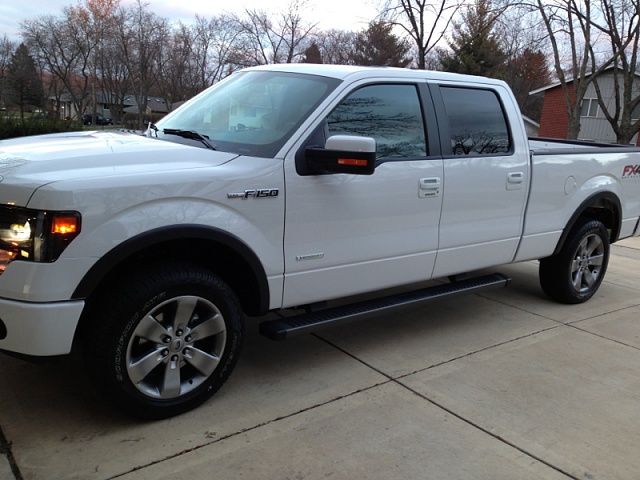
580 98 599 117
440 87 511 155
632 103 640 121
326 84 427 159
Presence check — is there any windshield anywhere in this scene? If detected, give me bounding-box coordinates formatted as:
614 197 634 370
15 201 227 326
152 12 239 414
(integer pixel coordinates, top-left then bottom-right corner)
155 70 340 157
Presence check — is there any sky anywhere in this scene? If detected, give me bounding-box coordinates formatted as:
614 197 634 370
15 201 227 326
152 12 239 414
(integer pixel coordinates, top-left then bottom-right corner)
0 0 381 41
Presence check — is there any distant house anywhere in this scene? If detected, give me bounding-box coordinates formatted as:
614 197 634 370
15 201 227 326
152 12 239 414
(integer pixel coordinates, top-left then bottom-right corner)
522 115 540 137
48 93 80 120
49 92 170 122
530 67 640 145
121 95 170 116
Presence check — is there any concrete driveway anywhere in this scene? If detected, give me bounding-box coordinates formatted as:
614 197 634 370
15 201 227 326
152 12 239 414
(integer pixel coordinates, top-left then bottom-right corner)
1 237 639 480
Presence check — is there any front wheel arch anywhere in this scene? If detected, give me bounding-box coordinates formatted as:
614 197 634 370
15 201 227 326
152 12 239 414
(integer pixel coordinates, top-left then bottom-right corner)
73 225 270 317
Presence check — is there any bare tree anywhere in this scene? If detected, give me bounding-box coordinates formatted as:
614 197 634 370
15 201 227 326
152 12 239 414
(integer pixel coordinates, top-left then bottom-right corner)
68 0 120 124
380 0 462 69
277 0 318 63
21 11 94 121
586 0 640 144
0 35 16 110
233 0 318 65
533 0 616 139
312 29 358 65
155 14 246 108
497 3 548 61
495 5 552 120
99 7 132 123
156 23 194 109
115 0 169 128
191 15 243 87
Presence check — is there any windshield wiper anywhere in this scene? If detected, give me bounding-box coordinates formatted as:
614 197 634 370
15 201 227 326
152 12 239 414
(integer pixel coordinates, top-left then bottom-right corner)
148 122 158 137
163 128 217 150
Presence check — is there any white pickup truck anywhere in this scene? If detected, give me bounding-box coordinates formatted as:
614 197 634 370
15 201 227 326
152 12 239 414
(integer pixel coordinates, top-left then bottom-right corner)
0 65 639 418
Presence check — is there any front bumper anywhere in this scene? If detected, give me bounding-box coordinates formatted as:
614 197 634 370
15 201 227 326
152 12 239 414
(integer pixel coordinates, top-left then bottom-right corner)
0 297 84 356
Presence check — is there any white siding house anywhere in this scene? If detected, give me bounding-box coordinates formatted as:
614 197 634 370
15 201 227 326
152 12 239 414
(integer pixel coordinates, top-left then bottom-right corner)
531 68 640 145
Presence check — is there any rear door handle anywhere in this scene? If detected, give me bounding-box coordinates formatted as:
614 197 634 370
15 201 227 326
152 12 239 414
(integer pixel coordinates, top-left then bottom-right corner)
419 177 441 198
507 172 524 190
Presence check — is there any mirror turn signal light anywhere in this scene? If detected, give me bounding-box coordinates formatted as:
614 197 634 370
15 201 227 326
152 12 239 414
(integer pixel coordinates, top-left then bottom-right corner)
338 158 369 166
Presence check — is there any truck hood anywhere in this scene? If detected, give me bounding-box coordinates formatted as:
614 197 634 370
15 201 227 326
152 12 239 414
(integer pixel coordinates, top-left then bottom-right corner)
0 130 239 206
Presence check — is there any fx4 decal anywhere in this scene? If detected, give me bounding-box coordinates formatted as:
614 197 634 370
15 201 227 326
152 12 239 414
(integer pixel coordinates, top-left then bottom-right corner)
622 165 640 179
228 188 280 199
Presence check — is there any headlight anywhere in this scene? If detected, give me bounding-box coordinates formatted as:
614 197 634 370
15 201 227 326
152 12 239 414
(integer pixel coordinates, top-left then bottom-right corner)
0 206 81 274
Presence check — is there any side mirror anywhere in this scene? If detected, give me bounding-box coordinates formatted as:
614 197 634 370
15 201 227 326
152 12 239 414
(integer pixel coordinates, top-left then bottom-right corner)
305 135 376 175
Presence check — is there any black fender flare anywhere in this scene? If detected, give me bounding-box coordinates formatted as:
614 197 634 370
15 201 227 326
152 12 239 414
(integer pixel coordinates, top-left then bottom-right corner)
552 192 622 256
72 225 270 315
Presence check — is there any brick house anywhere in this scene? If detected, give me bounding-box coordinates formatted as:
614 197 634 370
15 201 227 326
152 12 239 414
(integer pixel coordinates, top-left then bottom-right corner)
530 68 640 145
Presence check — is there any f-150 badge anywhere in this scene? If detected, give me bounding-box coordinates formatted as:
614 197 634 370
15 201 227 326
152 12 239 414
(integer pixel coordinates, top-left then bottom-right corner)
228 188 280 199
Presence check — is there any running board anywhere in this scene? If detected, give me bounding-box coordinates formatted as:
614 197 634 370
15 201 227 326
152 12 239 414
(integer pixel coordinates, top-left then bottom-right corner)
259 273 511 340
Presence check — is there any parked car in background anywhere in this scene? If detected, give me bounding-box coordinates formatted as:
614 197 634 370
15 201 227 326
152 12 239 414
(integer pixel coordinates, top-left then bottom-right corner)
82 113 113 125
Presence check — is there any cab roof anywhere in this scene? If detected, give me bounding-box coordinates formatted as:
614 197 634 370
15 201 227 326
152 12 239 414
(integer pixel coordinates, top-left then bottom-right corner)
247 63 509 88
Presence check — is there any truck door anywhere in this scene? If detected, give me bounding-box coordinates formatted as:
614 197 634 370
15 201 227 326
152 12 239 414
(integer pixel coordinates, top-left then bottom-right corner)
282 82 444 307
429 84 530 277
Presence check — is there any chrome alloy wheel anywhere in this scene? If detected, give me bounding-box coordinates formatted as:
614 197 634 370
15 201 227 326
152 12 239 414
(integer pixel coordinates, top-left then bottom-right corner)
125 295 227 399
570 233 605 294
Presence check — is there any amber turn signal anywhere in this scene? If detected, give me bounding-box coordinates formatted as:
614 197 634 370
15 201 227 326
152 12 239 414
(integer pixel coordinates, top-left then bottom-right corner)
338 158 369 166
52 217 79 235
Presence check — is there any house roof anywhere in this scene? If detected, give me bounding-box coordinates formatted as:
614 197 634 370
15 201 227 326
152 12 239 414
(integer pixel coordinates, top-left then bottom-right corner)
122 95 169 113
522 115 540 128
529 80 563 96
529 65 640 95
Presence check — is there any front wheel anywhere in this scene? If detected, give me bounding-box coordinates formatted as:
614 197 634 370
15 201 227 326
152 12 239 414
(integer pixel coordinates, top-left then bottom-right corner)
84 263 243 419
539 219 610 304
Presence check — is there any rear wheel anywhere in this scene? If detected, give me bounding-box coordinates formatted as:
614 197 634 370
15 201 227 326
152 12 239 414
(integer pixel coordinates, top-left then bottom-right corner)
539 219 610 304
84 262 243 419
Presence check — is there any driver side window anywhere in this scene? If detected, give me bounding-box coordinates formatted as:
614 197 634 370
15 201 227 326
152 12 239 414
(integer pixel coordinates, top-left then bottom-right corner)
327 84 427 159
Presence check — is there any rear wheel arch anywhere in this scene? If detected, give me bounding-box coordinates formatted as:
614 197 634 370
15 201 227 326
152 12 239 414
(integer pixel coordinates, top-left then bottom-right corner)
553 192 621 256
73 225 270 318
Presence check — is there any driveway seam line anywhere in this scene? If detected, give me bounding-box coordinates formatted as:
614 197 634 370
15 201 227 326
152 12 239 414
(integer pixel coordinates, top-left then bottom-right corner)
564 302 640 326
565 322 640 352
105 380 390 480
312 328 580 479
313 323 563 381
0 425 22 480
475 293 570 325
396 380 580 480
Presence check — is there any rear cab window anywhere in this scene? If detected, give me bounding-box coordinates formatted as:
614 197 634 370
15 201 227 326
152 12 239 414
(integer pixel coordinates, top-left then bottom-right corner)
438 87 512 156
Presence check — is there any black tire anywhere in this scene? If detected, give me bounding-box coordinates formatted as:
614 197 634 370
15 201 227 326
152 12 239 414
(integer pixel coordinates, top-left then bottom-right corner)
539 219 610 304
84 262 243 419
